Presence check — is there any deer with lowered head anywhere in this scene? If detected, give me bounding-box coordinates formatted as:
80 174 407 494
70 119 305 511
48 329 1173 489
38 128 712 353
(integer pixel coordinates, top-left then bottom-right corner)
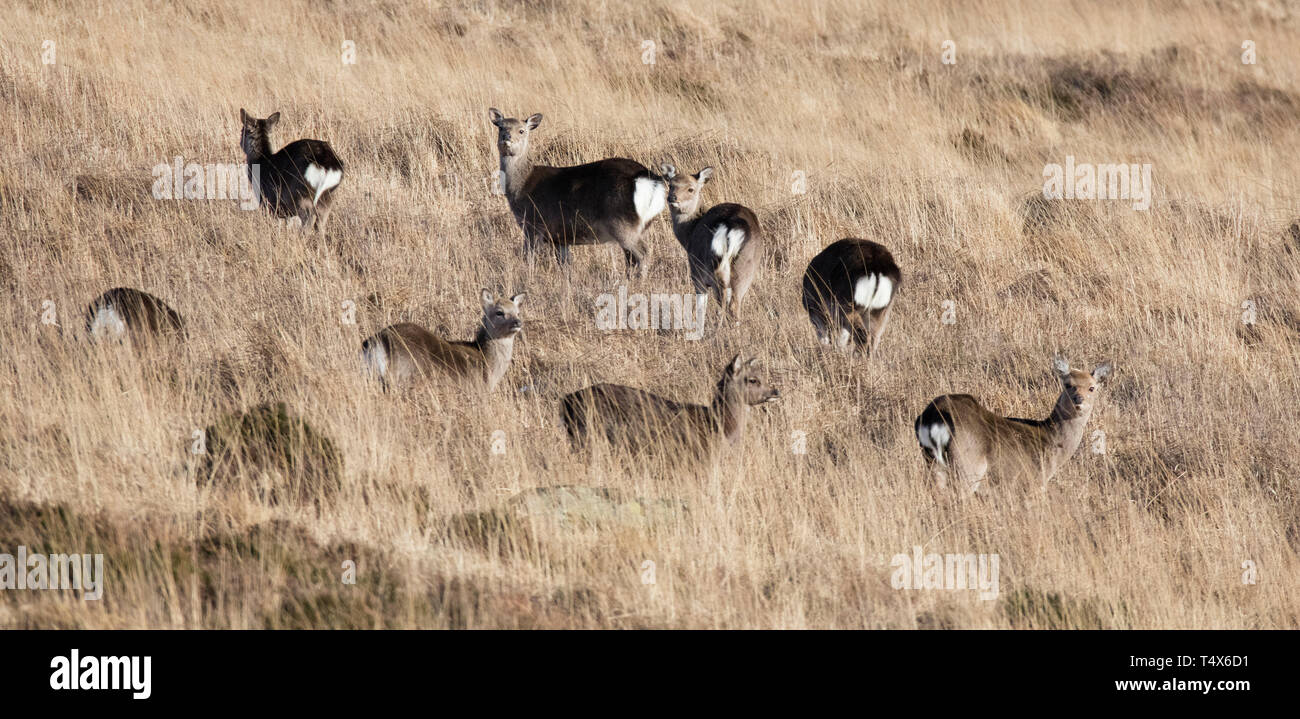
914 356 1113 493
489 108 667 277
360 290 524 392
85 287 185 344
802 238 901 357
239 109 344 232
661 164 762 324
560 353 780 462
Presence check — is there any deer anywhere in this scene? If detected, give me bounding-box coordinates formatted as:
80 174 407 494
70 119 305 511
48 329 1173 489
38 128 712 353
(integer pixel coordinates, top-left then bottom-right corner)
802 238 901 357
85 287 185 343
560 353 780 462
660 164 762 324
239 109 343 232
488 108 667 277
360 290 524 392
914 356 1113 493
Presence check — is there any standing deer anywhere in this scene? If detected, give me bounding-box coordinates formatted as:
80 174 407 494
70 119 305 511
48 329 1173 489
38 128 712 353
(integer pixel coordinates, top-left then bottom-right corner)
660 164 762 323
239 109 343 232
360 290 524 391
560 353 780 462
914 356 1113 493
802 238 901 357
488 108 667 277
85 287 185 343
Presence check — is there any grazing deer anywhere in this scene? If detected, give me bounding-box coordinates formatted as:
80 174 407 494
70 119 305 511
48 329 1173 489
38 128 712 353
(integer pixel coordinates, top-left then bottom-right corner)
488 108 667 277
360 290 524 391
239 109 343 232
85 287 184 343
914 357 1113 493
560 353 780 461
660 164 762 323
802 238 901 357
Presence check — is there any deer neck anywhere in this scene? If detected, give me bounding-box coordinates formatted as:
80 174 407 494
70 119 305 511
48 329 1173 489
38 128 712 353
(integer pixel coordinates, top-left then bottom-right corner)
710 388 748 444
473 327 515 390
668 204 703 248
1042 389 1093 469
244 136 272 166
498 150 534 205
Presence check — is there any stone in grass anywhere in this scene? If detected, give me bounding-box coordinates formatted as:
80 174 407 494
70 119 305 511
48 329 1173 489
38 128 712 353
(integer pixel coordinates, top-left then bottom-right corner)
198 402 343 508
505 486 685 529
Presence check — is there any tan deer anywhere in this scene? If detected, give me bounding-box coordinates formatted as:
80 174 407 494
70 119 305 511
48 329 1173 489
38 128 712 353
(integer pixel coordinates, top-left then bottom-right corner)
360 290 524 391
661 164 762 323
914 356 1113 493
560 353 780 462
489 108 667 277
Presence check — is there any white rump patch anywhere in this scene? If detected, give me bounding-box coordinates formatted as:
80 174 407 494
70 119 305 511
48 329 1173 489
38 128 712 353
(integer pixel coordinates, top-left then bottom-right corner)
88 306 127 341
853 274 893 310
304 163 343 206
918 422 951 465
633 176 667 225
361 342 388 380
711 225 746 289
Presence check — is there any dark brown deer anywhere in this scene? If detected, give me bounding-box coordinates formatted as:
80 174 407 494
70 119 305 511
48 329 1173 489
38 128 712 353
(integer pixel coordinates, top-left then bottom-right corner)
489 108 667 277
560 353 780 462
85 287 184 343
661 164 762 323
802 238 901 357
360 290 524 392
239 109 343 232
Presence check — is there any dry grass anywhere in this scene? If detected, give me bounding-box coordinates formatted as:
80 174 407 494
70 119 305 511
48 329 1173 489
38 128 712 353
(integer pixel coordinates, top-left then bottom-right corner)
1 0 1298 629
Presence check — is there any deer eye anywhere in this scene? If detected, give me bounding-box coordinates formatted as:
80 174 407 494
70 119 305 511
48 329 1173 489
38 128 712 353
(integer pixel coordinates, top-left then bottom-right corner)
746 377 758 384
1089 386 1095 392
495 310 504 317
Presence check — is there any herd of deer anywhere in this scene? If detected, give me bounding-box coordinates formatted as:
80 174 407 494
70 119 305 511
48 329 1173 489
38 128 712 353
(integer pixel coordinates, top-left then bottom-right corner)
77 108 1114 495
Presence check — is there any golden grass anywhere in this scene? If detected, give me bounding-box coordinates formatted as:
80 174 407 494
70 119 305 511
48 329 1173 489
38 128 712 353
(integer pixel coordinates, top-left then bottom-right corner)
1 0 1298 628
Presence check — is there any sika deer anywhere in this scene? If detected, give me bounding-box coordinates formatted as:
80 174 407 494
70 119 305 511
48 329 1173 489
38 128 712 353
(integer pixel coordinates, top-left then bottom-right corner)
239 109 343 232
360 290 524 392
489 108 667 277
802 239 901 357
85 287 185 343
661 164 762 323
914 356 1113 493
560 353 780 462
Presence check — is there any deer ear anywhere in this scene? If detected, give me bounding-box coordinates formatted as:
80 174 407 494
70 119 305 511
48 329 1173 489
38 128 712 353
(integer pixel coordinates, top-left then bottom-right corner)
697 166 714 184
488 108 504 126
747 358 761 367
481 289 494 306
525 113 543 130
1091 361 1113 381
729 353 744 374
661 164 677 179
239 108 249 124
265 112 281 127
510 293 526 307
1052 355 1070 376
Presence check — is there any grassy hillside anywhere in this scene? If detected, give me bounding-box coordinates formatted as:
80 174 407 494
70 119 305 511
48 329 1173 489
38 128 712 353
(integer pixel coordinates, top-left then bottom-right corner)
0 0 1297 628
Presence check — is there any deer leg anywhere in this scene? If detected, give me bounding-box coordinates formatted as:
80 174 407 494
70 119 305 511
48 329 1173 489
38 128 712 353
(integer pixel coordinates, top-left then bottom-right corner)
555 243 573 266
620 239 648 279
296 198 315 232
866 304 893 358
313 194 334 234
